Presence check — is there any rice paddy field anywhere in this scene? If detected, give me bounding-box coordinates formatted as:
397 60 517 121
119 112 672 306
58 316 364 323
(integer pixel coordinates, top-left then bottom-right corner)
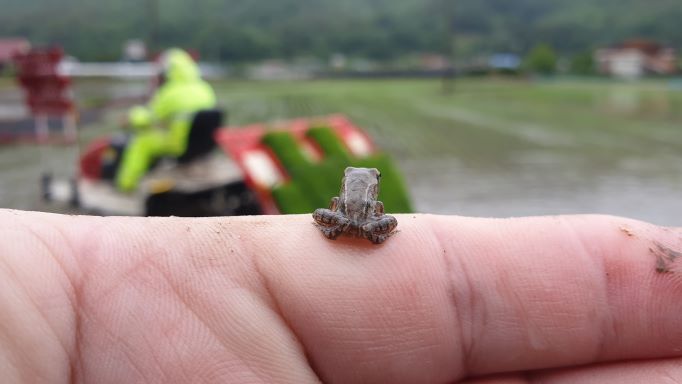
2 77 682 224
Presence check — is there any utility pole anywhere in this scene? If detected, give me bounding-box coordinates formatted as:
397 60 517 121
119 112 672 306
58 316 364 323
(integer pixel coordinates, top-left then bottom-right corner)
441 0 455 94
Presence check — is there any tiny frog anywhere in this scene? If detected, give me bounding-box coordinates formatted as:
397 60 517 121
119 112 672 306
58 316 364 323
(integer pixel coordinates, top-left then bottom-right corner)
313 167 398 244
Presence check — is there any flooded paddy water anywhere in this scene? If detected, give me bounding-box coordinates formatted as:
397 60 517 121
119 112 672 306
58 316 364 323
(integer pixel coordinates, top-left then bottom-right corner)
2 78 682 226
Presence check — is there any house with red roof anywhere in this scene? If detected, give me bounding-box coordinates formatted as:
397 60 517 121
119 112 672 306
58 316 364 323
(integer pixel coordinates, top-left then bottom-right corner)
595 39 677 79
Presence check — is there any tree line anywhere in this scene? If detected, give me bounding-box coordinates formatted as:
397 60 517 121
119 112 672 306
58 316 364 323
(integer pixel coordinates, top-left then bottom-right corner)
0 0 680 62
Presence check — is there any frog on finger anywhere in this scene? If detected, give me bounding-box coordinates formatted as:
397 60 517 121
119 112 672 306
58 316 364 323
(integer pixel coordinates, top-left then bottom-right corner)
313 167 398 244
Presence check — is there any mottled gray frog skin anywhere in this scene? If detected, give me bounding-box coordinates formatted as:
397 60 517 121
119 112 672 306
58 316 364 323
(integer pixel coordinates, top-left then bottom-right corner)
313 167 398 244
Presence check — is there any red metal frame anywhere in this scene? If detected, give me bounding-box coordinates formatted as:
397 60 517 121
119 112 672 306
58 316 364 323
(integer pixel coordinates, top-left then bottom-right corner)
14 47 74 116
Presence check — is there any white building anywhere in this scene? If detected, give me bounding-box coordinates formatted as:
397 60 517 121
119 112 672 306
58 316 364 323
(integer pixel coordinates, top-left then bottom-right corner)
595 40 677 79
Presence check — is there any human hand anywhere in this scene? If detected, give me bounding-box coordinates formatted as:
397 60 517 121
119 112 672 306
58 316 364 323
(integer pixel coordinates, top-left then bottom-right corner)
127 105 152 130
2 209 681 383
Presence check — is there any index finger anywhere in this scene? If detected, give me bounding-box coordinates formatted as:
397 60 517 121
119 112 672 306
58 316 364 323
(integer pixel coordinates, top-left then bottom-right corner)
253 214 682 382
15 211 682 383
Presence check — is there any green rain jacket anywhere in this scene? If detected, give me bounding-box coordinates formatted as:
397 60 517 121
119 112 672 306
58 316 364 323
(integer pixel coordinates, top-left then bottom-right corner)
117 49 217 191
128 48 217 155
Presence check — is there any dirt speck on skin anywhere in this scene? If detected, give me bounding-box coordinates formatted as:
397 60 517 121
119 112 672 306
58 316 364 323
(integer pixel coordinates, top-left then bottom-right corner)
619 226 635 237
651 241 682 273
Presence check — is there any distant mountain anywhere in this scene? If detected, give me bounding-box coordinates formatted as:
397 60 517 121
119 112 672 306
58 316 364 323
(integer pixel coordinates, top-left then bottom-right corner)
0 0 680 61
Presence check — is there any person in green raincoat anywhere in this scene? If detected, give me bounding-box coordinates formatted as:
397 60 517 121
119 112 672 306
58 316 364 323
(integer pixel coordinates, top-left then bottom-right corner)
116 48 217 192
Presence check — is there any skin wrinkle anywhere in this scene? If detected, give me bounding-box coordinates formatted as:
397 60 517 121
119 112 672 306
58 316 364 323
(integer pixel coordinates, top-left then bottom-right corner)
108 278 170 383
151 220 317 383
648 272 682 355
0 228 75 381
144 260 209 383
429 218 470 380
472 222 528 373
87 311 153 383
631 229 682 358
76 222 170 383
526 357 682 383
250 243 321 383
391 221 458 382
658 369 682 384
459 232 491 376
526 218 600 369
198 223 269 301
105 261 218 382
70 276 83 384
0 253 71 360
562 218 611 364
80 234 162 310
597 234 633 360
154 265 290 382
666 372 682 384
247 220 326 383
0 269 27 381
27 218 87 384
11 225 78 352
516 223 566 356
17 214 83 300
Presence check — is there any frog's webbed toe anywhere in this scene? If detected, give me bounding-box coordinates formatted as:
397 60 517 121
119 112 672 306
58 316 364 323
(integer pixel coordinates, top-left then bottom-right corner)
313 208 351 240
361 215 398 244
314 209 350 225
367 233 390 244
319 226 344 240
362 215 398 234
314 208 339 226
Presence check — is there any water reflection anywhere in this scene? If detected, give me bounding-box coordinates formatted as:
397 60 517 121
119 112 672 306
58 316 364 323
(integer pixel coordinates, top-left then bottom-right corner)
403 152 682 226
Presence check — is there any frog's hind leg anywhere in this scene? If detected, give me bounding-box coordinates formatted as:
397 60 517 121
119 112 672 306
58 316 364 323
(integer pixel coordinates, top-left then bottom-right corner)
361 215 398 244
313 208 343 226
373 201 385 215
318 225 345 240
328 197 340 211
313 208 350 240
362 215 397 234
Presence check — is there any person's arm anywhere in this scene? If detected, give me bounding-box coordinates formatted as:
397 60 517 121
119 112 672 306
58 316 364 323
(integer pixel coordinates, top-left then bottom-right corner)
1 209 681 383
126 84 173 131
127 105 153 132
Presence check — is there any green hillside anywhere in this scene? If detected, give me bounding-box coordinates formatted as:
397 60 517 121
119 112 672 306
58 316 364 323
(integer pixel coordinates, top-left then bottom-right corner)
0 0 680 61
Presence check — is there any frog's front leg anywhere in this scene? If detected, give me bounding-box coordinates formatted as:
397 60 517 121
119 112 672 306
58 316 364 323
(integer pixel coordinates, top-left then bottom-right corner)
373 200 384 215
361 215 398 244
313 208 350 240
